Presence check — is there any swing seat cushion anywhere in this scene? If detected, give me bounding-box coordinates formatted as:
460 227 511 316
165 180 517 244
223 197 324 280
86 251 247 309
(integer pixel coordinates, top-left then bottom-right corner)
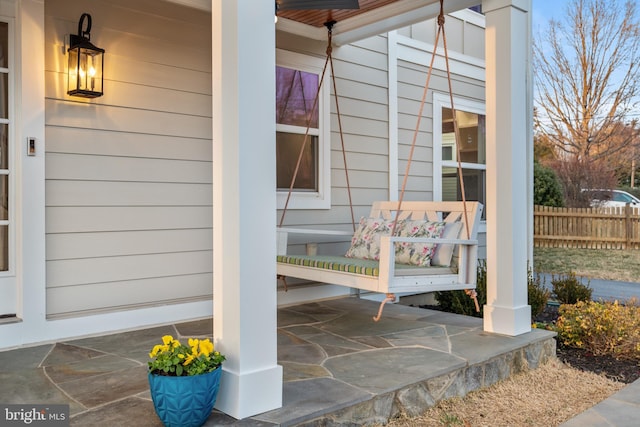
276 255 451 277
344 217 446 267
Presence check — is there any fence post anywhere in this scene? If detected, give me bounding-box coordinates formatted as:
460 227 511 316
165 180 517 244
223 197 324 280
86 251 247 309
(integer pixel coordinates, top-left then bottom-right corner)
626 203 632 250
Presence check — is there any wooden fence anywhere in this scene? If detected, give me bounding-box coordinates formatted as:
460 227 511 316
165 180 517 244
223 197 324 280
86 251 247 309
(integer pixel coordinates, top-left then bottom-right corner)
534 205 640 249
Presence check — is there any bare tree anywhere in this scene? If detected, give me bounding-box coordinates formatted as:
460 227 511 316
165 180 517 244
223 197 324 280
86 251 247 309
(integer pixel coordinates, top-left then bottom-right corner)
533 0 640 163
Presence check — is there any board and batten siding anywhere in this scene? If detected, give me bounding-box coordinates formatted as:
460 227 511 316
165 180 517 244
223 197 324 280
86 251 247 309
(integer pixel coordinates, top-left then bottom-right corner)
44 0 212 318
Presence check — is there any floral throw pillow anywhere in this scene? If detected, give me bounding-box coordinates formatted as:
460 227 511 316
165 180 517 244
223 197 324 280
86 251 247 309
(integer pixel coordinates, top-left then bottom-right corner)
345 217 403 261
395 220 447 266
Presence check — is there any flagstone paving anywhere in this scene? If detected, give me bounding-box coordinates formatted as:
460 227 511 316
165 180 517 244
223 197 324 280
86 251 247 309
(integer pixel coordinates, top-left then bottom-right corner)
0 297 560 426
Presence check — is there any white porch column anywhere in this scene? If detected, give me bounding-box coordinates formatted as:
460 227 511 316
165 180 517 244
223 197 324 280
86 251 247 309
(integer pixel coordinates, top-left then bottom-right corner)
212 0 282 419
482 0 532 336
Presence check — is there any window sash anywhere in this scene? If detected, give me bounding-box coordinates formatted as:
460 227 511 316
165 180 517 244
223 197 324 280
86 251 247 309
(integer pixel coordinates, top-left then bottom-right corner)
275 49 330 210
433 93 486 223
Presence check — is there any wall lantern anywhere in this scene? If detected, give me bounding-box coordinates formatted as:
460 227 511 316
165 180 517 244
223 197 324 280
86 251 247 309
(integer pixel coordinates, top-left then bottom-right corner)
67 13 104 98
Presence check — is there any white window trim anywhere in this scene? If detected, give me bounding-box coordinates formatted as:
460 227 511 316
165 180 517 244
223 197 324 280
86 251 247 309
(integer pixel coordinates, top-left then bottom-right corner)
0 16 14 278
276 49 330 210
432 92 486 231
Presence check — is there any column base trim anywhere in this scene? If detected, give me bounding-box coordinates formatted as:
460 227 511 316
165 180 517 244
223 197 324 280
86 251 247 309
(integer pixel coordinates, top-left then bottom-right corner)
483 304 531 336
215 364 283 419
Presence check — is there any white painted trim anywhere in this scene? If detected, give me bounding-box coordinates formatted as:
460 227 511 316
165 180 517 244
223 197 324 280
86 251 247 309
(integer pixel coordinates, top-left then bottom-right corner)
276 49 331 210
14 0 46 338
387 31 399 201
1 300 213 350
432 92 489 238
450 8 487 28
432 93 486 224
443 161 486 171
277 284 350 307
397 35 485 81
276 17 326 41
0 13 16 314
273 1 484 46
332 0 482 46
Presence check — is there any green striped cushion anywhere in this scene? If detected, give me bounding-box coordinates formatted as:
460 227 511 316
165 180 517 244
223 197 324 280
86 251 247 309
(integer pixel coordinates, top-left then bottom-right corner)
276 255 434 277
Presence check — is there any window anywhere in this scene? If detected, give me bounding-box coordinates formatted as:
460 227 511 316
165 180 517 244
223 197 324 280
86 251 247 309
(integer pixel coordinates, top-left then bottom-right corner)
0 21 9 271
276 50 330 209
0 18 12 318
433 94 486 220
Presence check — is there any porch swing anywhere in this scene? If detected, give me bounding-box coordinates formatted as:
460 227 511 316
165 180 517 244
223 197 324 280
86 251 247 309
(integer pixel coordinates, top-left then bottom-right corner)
276 0 483 320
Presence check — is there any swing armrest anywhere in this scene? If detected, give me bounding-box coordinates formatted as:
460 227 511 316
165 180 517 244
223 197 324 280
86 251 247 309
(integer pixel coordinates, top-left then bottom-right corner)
377 235 479 284
276 227 352 255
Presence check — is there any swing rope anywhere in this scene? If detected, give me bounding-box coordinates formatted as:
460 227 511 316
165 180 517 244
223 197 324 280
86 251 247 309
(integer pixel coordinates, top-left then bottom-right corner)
390 0 478 311
278 21 356 232
279 1 479 313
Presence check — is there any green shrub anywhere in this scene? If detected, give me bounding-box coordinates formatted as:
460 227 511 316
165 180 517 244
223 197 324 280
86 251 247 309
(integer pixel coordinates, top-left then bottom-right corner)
551 272 592 304
556 299 640 360
528 268 550 319
435 260 487 318
436 261 550 321
534 161 565 207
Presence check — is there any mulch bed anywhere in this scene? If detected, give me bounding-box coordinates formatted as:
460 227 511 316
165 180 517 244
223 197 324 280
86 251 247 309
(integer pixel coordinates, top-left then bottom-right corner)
534 303 640 384
557 346 640 384
419 303 640 384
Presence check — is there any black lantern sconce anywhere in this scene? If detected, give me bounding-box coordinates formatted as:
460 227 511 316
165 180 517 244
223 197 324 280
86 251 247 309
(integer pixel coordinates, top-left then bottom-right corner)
67 13 104 98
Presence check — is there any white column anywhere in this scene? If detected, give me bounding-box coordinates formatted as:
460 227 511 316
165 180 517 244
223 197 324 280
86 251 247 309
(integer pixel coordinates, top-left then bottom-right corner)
482 0 532 336
212 0 282 419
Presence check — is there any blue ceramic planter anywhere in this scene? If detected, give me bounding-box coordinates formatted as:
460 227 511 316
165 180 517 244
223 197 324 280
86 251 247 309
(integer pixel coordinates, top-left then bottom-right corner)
148 368 222 427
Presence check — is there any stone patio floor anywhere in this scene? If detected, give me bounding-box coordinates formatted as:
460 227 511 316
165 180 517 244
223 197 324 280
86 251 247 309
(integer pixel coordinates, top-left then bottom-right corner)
0 297 557 426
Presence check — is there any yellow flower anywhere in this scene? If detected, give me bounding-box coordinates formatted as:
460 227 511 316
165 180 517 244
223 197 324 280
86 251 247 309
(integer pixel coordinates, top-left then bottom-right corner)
149 335 225 376
184 354 195 366
200 339 214 357
149 344 164 358
188 338 199 355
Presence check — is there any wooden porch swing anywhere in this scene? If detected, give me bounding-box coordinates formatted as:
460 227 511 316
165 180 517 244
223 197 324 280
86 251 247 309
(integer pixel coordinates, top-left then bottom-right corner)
276 0 483 320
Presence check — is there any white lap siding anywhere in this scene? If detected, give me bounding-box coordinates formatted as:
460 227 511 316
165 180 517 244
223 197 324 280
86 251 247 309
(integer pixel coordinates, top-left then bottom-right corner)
44 0 212 318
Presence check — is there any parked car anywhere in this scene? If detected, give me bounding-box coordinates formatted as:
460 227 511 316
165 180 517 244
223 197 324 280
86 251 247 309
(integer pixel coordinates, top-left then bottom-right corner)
583 189 640 208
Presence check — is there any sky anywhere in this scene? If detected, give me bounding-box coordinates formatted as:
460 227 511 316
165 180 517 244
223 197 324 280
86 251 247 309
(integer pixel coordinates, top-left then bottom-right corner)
531 0 570 30
530 0 640 126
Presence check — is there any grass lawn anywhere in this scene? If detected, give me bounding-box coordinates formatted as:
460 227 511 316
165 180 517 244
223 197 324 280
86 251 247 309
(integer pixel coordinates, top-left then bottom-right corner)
534 247 640 282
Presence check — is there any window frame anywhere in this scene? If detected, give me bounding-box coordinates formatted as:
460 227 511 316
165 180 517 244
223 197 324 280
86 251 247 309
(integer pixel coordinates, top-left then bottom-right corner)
276 49 331 210
433 92 486 227
0 17 13 277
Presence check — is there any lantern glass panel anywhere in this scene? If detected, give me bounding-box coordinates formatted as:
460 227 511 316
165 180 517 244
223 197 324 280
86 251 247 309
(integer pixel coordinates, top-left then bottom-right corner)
79 48 102 93
67 47 80 93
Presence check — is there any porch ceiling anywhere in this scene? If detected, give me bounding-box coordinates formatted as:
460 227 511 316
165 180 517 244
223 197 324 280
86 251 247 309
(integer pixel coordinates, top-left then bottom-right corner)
168 0 482 45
